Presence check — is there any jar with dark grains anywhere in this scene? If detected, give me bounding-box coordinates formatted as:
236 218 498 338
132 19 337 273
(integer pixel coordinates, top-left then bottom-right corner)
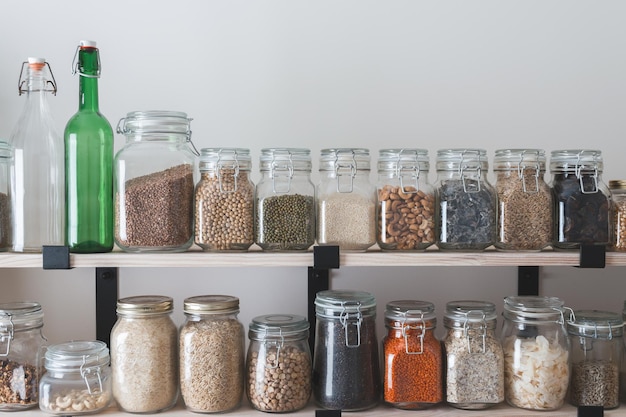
435 149 496 250
317 148 376 251
443 300 503 409
195 148 254 251
551 149 611 249
114 111 196 252
255 148 315 251
313 290 380 411
376 149 435 250
609 180 626 251
246 314 311 413
383 300 442 410
494 149 552 251
0 142 11 251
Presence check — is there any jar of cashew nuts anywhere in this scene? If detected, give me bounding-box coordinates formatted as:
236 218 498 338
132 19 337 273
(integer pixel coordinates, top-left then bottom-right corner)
377 149 435 250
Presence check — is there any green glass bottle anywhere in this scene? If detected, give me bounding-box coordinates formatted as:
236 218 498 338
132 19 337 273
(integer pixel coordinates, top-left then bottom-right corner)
64 40 114 252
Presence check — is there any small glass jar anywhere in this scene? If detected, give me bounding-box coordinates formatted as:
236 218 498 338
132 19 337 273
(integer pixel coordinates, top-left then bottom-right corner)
255 148 315 251
110 295 178 413
313 290 380 411
194 148 254 251
0 302 46 410
376 149 435 250
179 295 244 413
443 300 504 409
551 149 611 249
0 141 12 251
246 314 311 413
494 149 553 251
501 296 570 411
383 300 442 410
609 180 626 251
114 111 196 252
39 341 112 415
567 309 622 409
435 148 496 250
317 148 376 251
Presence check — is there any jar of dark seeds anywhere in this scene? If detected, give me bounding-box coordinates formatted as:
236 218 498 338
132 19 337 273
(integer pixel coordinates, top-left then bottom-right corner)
255 148 315 251
246 314 311 413
0 302 47 411
551 149 611 249
435 148 496 250
114 111 196 252
494 149 552 251
313 290 380 411
195 148 254 251
567 309 623 409
609 180 626 251
317 148 376 251
0 141 11 251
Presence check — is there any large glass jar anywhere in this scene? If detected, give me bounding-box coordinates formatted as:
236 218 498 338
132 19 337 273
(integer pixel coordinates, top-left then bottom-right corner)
312 290 380 411
501 296 570 411
443 300 504 409
246 314 311 413
383 300 442 410
0 302 47 410
39 341 112 415
114 111 196 252
0 142 12 251
609 180 626 251
179 295 244 413
494 149 553 251
255 148 315 251
194 148 254 251
317 148 376 251
435 148 496 250
110 295 178 413
377 149 435 250
551 149 611 249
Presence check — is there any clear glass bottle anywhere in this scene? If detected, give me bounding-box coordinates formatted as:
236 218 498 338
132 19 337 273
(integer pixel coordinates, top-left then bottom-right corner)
65 40 114 253
383 300 442 410
551 149 611 249
313 290 380 411
377 149 435 250
494 149 552 251
0 301 47 410
317 148 376 251
435 148 496 250
179 295 244 413
501 295 570 411
114 111 196 252
0 142 12 251
609 180 626 251
195 148 254 251
246 314 311 413
255 148 315 251
39 340 112 415
110 295 178 413
9 57 64 252
566 309 622 409
443 300 504 409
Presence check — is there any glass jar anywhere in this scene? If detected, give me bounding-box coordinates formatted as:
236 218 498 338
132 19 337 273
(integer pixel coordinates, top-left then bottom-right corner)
114 111 196 252
376 149 435 250
567 309 623 409
494 149 553 251
443 300 504 409
0 302 46 410
0 141 12 251
435 148 496 250
110 295 178 413
39 340 112 415
609 180 626 251
313 290 380 411
551 149 611 249
317 148 376 251
179 295 244 413
501 295 570 411
255 148 315 251
194 148 254 251
383 300 442 410
246 314 311 413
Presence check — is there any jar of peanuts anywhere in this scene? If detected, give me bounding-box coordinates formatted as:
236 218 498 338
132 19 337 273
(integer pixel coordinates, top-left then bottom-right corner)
376 149 435 250
609 180 626 251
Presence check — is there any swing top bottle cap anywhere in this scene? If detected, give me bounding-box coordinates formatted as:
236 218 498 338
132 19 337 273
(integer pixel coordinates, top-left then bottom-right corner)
80 40 97 48
27 57 46 70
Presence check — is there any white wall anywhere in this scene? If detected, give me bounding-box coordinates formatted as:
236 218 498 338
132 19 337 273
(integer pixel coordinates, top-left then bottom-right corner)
1 0 626 343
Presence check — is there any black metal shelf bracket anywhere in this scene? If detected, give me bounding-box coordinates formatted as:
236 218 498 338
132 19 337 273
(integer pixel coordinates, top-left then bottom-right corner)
308 246 340 353
578 405 603 416
42 245 71 270
518 266 540 296
96 267 119 347
579 244 606 269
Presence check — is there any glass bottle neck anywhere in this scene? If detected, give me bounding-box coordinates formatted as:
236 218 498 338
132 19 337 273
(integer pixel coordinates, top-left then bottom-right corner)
79 75 99 112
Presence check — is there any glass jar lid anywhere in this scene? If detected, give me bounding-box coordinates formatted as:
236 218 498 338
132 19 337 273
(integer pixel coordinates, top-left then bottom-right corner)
444 300 496 329
0 141 12 159
493 149 546 171
550 149 603 173
116 110 192 137
567 309 624 339
0 301 44 332
609 180 626 190
116 295 173 316
199 148 251 173
315 290 376 318
385 299 436 328
503 295 565 323
44 340 110 371
436 148 488 172
248 314 309 341
183 295 239 315
377 148 429 175
319 148 371 172
259 148 311 173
